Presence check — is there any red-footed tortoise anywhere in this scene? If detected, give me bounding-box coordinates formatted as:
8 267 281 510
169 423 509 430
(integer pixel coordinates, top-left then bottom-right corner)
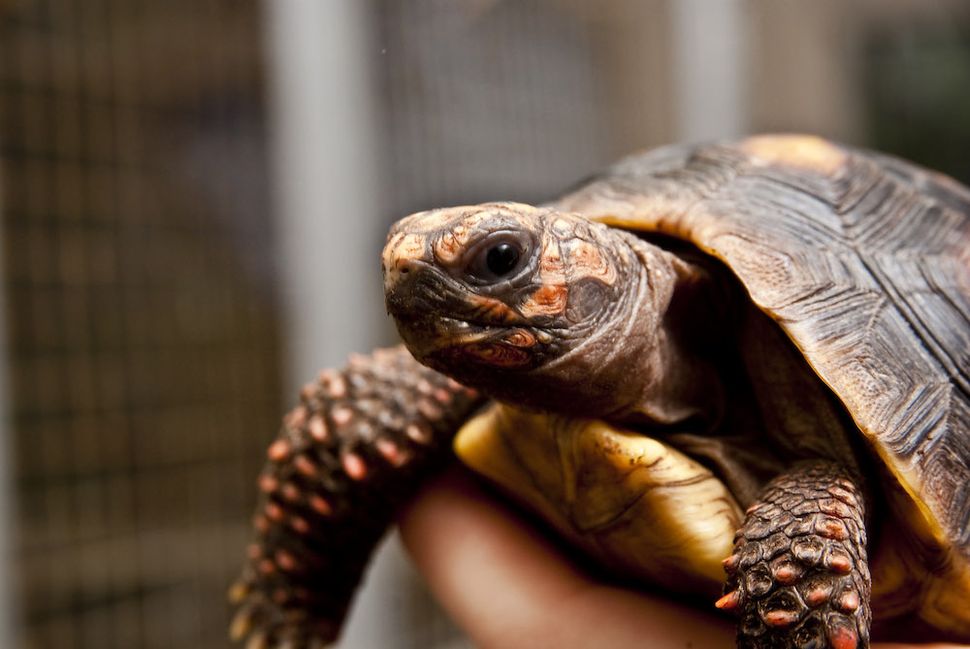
229 135 970 649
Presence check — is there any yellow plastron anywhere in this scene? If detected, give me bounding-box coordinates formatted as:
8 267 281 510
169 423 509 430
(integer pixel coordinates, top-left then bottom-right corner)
454 403 743 597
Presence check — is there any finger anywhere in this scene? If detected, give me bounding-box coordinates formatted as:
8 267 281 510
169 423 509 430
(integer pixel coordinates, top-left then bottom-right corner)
398 467 734 649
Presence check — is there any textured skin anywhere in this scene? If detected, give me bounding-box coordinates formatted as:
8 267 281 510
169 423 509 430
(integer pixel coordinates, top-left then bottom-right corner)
723 461 870 649
229 346 481 648
233 135 970 647
555 135 969 572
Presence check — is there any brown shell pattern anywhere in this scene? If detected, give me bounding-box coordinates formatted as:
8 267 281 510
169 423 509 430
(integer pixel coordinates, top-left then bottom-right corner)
553 135 970 558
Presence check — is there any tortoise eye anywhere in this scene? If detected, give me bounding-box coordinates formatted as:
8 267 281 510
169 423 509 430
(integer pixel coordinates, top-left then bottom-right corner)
465 232 531 283
485 243 519 276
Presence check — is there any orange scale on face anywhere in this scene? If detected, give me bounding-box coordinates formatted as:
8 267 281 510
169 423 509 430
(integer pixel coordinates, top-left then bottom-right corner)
518 232 568 319
467 294 524 324
519 284 568 319
503 329 536 348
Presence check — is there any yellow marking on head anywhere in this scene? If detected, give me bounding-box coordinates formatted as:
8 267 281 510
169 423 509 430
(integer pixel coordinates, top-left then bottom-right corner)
739 134 848 175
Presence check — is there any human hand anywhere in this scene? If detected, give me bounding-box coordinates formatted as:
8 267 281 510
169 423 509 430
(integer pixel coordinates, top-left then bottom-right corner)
398 467 967 649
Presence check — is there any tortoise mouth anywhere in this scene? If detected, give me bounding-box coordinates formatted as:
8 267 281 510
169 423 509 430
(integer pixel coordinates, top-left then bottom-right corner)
431 330 538 369
398 315 538 369
387 263 522 339
385 254 551 375
427 317 495 350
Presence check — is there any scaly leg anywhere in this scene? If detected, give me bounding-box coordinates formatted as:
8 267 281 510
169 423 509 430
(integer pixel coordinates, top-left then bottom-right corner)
718 460 870 649
229 346 482 648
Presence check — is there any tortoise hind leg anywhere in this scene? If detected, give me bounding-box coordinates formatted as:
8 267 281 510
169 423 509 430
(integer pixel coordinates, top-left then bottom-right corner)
719 460 871 649
229 346 482 648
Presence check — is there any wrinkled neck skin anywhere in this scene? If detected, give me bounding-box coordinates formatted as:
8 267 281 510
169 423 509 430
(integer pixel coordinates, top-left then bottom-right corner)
522 231 726 428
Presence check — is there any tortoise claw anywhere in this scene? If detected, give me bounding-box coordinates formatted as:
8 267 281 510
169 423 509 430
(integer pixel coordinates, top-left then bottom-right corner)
715 590 741 611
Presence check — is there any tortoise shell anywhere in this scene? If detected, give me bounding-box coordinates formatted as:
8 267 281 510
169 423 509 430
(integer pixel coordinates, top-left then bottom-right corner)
230 134 969 648
542 134 970 630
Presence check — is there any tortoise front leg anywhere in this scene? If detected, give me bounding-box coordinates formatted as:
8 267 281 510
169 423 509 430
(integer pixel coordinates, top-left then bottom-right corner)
718 460 871 649
229 346 482 648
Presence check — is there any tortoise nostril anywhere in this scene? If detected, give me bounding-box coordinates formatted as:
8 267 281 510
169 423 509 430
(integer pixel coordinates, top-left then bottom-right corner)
395 258 423 276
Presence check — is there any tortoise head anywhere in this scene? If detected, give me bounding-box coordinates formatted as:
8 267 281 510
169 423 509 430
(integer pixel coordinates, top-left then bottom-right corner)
382 202 711 422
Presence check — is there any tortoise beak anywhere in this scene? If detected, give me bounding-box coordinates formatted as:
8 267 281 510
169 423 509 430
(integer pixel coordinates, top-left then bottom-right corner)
383 256 507 368
382 259 438 322
382 238 474 358
382 257 430 309
382 222 432 297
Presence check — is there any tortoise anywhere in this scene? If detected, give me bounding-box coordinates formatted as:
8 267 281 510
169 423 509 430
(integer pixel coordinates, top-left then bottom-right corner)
229 134 970 649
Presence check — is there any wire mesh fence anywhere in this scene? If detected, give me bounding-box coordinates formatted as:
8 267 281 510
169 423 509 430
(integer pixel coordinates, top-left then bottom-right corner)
0 1 282 647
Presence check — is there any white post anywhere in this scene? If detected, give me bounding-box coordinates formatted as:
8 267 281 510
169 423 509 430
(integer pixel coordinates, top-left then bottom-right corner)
670 0 748 141
264 0 387 384
0 136 16 649
263 2 415 647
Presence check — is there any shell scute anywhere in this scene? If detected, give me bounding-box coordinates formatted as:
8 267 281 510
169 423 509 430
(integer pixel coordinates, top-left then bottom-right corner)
554 134 970 564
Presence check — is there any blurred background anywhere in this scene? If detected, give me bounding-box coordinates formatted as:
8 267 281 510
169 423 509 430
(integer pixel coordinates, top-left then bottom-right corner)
0 0 969 647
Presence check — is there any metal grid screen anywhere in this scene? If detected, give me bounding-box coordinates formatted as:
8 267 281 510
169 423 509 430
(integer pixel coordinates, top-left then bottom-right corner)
0 1 282 647
378 0 611 214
